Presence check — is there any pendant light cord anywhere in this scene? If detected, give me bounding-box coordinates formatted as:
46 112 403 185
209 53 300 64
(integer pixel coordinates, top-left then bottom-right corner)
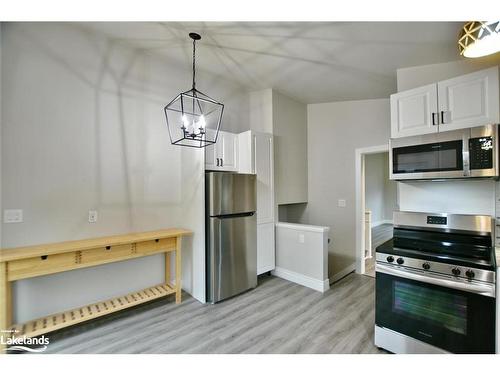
192 38 196 90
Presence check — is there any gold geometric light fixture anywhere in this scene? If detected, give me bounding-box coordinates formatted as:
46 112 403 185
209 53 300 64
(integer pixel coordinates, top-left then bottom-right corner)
458 21 500 58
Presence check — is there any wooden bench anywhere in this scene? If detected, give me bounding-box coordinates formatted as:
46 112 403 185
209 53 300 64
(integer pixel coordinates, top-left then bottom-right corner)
0 228 191 353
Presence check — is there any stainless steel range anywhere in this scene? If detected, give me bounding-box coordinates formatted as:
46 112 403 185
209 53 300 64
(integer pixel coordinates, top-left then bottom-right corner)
375 211 496 354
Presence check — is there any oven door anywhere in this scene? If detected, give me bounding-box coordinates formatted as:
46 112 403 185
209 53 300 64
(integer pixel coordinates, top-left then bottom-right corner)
390 139 466 180
376 265 495 353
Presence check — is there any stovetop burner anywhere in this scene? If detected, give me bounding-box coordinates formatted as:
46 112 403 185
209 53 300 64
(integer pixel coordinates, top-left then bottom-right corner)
376 211 496 273
377 239 496 271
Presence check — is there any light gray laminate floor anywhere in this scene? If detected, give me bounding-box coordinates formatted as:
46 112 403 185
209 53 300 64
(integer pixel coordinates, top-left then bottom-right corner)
365 224 393 278
39 273 383 354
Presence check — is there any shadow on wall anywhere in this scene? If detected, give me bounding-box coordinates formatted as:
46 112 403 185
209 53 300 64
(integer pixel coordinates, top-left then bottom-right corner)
2 22 248 243
1 22 251 319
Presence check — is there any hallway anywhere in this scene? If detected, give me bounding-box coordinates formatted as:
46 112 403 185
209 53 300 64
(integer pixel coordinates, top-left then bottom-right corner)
364 223 393 278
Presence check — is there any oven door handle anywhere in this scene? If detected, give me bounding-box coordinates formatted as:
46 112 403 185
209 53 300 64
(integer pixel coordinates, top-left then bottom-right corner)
376 264 495 297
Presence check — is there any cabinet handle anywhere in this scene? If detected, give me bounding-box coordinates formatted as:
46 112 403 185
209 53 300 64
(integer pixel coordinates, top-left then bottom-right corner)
432 112 437 126
216 158 219 167
440 111 445 124
221 158 223 167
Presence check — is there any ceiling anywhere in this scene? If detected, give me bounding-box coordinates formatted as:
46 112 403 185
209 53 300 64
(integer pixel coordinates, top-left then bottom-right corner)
83 22 465 104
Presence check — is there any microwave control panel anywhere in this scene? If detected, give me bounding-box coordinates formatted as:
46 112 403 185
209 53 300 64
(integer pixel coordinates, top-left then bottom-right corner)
469 137 493 170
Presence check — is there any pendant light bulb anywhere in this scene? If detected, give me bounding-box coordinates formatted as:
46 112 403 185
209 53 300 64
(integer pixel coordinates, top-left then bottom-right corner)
199 115 206 129
182 114 189 129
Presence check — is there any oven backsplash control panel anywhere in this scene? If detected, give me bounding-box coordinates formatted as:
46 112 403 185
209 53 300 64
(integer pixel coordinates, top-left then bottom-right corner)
427 215 447 225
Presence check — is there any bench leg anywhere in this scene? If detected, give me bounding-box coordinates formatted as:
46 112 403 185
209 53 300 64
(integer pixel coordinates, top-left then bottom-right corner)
165 252 171 286
175 237 182 304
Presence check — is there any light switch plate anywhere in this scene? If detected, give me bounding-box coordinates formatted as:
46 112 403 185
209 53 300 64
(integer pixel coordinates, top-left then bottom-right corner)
4 209 23 223
338 199 346 208
88 210 98 223
298 234 305 243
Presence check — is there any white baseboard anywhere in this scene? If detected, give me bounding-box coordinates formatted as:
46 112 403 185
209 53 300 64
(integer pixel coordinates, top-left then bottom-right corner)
371 219 393 228
330 262 356 284
272 267 330 293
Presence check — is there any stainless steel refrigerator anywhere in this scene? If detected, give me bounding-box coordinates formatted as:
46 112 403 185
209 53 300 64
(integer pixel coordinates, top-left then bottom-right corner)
206 172 257 303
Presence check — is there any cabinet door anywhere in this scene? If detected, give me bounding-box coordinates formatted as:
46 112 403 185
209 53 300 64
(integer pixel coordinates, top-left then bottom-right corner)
257 222 275 275
390 84 438 138
219 131 238 171
205 130 238 171
255 134 274 224
204 129 218 170
438 67 499 132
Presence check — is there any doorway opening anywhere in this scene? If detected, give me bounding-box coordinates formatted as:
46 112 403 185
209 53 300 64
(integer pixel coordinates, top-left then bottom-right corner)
355 145 398 277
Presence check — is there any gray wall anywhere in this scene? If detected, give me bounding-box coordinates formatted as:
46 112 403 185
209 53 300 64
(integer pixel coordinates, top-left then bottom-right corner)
365 152 396 224
396 59 500 216
272 90 308 205
1 23 250 322
293 98 390 278
383 152 398 221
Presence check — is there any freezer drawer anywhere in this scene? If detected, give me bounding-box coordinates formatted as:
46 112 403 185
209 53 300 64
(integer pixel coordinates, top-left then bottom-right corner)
206 172 256 216
207 213 257 303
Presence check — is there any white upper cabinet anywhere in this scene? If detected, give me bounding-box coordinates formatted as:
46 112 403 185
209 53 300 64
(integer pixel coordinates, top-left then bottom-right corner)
391 67 500 138
390 84 438 138
205 130 238 171
437 66 499 132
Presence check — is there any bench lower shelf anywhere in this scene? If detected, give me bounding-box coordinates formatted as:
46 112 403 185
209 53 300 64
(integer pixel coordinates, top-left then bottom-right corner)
9 283 176 339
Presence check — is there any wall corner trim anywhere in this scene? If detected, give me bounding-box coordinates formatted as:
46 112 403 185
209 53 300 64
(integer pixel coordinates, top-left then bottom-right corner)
330 263 356 284
272 267 330 293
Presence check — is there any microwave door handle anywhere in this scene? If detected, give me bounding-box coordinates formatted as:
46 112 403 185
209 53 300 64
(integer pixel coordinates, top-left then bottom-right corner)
463 133 470 177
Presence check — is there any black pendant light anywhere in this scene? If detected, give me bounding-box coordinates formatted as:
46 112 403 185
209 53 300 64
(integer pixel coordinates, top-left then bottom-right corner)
164 33 224 148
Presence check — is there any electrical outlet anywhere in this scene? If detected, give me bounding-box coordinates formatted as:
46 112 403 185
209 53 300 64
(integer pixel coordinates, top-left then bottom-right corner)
338 199 347 208
4 209 23 223
298 234 305 244
88 210 98 223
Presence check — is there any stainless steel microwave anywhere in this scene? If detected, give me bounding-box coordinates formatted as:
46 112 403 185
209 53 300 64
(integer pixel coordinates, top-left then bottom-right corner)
389 124 499 180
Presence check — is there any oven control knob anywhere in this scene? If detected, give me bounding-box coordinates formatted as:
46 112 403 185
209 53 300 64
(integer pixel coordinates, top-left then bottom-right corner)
452 268 461 276
466 270 475 279
422 263 431 270
386 256 394 263
396 257 404 265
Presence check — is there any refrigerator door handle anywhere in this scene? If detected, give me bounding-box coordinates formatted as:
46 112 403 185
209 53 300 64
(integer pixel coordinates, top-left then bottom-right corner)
211 212 255 219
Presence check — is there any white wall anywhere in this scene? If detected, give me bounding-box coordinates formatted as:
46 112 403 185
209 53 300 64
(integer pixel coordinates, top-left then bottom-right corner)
293 99 390 278
399 180 496 216
275 222 329 292
0 23 2 248
396 59 500 216
249 89 273 134
397 57 500 92
1 23 250 323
